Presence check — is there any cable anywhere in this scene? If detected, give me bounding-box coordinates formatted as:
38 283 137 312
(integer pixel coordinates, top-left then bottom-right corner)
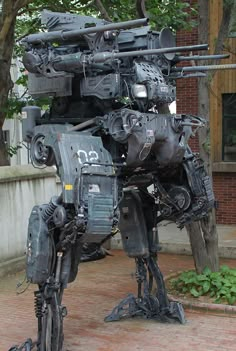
16 278 31 295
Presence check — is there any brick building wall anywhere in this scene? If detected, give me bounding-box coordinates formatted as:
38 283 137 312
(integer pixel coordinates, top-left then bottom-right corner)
176 25 199 153
176 1 236 224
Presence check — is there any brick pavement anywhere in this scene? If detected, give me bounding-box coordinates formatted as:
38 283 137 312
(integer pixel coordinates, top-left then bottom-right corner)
1 251 236 351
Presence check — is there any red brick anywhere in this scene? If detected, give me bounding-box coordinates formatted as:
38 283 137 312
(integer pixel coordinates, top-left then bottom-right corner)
176 0 236 224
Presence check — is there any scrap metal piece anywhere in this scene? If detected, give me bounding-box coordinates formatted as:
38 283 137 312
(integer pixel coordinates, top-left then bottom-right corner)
105 256 186 324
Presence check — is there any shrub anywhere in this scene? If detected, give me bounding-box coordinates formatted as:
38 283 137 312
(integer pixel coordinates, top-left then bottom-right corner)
171 265 236 305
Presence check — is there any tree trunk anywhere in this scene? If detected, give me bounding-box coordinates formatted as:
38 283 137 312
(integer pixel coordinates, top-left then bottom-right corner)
0 0 33 165
0 127 10 166
185 0 219 274
0 1 18 165
185 222 212 274
184 0 221 274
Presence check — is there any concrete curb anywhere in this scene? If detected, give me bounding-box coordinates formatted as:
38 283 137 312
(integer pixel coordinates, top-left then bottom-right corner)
0 164 56 183
160 242 236 259
166 272 236 316
111 234 236 259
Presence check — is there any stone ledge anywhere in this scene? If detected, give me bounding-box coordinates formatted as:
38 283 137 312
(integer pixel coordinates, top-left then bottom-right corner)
159 242 236 259
0 164 56 183
0 256 25 278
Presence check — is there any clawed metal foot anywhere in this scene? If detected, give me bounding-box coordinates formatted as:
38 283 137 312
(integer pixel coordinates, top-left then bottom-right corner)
8 339 37 351
105 256 186 324
105 295 185 324
167 301 186 324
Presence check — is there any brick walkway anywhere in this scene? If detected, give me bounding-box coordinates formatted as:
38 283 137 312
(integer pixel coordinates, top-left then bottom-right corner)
1 251 236 351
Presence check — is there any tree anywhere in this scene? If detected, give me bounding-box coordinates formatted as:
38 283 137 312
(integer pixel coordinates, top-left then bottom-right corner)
185 0 235 274
0 0 32 165
0 0 90 166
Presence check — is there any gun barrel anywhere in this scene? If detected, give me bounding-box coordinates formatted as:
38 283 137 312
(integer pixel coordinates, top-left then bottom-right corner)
172 63 236 72
175 54 230 62
23 18 148 44
92 44 209 63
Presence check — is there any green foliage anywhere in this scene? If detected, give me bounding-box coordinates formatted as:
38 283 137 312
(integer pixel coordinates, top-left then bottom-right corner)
15 0 198 42
144 0 198 31
6 93 51 119
7 143 23 157
4 95 26 119
171 265 236 305
98 0 197 30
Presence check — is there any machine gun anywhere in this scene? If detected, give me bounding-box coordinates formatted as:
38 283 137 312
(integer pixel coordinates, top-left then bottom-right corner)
12 9 235 351
22 10 236 125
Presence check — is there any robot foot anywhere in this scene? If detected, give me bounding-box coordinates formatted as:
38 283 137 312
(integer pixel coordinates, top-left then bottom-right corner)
104 294 186 324
8 339 37 351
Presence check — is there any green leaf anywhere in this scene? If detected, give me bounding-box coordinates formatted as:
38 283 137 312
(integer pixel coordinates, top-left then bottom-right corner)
210 290 216 297
230 286 236 294
203 267 212 276
190 288 200 297
220 265 230 273
212 280 222 289
229 270 236 277
214 297 222 304
211 272 221 279
221 278 232 285
218 289 229 296
202 281 211 293
227 296 236 305
197 274 209 282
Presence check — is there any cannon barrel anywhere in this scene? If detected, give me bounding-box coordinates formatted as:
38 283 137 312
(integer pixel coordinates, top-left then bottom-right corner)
24 43 211 75
172 63 236 72
22 18 148 44
50 44 209 73
174 54 230 62
91 44 209 63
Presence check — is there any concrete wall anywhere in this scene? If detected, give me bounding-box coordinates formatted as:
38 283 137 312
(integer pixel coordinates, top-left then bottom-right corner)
3 118 29 166
0 165 61 276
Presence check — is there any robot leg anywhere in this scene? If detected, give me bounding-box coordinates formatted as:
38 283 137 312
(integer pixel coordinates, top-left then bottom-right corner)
24 197 81 351
105 188 185 324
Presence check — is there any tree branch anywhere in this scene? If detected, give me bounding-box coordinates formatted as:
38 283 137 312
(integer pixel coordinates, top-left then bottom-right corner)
94 0 112 22
13 0 33 13
0 14 15 43
136 0 148 18
214 1 232 55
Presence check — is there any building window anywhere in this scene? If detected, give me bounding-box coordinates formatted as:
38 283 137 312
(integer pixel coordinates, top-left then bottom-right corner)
222 93 236 162
229 2 236 38
3 130 10 146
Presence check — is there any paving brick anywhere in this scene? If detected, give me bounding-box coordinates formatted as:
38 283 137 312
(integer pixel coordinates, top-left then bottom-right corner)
1 251 236 351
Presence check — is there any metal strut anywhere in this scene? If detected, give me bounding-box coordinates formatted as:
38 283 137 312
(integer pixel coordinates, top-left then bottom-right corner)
104 256 186 324
8 253 66 351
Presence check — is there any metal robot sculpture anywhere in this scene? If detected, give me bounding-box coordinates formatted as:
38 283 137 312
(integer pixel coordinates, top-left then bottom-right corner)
12 9 235 351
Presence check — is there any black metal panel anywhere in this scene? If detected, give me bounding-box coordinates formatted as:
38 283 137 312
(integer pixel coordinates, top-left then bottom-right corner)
26 205 52 284
119 190 149 258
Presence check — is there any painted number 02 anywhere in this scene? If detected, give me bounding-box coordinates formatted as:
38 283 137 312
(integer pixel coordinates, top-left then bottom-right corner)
77 150 99 165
